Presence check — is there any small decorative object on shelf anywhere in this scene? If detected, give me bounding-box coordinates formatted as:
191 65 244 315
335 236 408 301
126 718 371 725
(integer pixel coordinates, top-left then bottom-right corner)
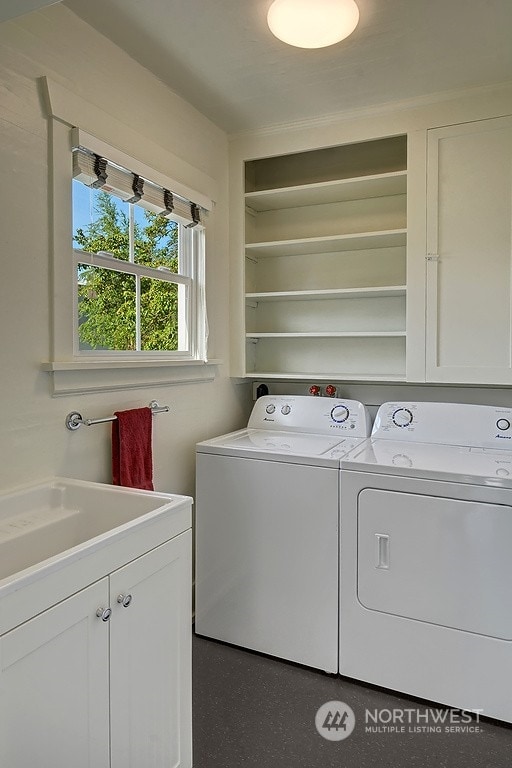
309 385 322 396
325 384 337 397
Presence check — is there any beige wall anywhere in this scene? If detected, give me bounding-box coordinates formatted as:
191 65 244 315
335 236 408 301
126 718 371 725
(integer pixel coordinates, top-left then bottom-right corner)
0 5 251 496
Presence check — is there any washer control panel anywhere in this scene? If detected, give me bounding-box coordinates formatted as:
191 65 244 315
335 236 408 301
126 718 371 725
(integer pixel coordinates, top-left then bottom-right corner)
248 395 371 437
392 407 413 428
372 401 512 449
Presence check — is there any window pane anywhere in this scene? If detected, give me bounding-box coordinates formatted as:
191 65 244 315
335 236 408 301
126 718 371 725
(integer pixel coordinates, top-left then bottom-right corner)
78 265 136 351
134 212 179 270
140 277 183 351
73 182 130 261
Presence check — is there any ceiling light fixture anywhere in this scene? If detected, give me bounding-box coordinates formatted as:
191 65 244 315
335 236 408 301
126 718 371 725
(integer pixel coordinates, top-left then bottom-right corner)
267 0 360 49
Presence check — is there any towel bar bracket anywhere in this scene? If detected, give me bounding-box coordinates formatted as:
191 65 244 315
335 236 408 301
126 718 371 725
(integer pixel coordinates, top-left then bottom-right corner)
66 412 85 430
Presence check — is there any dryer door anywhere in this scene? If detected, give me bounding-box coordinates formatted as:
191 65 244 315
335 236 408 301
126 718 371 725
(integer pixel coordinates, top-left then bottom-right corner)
357 488 512 639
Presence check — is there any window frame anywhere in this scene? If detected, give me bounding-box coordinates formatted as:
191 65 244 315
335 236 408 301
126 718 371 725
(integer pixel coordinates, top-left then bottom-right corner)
43 100 217 395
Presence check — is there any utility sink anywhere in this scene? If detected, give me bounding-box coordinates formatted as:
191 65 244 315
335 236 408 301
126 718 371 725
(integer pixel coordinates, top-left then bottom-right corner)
0 477 192 635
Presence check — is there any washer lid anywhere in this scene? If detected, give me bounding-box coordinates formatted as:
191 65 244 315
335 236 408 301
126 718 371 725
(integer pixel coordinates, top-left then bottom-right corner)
197 428 367 467
342 438 512 486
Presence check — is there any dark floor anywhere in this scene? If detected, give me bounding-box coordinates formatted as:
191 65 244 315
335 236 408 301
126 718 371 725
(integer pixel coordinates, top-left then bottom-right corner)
192 633 512 768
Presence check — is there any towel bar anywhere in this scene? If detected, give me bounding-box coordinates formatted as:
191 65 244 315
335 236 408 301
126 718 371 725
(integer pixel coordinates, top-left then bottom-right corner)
65 401 169 431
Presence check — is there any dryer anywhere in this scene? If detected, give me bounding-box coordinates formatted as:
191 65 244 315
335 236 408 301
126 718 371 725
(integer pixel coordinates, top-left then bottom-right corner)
195 395 371 673
339 400 512 722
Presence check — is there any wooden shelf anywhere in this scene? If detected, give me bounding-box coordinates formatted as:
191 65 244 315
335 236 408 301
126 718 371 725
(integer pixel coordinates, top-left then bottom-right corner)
245 286 406 302
244 372 407 382
246 331 406 339
245 171 407 212
245 229 407 258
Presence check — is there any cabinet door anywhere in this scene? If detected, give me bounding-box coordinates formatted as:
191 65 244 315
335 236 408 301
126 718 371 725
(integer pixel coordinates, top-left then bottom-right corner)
109 531 192 768
426 115 512 383
0 579 110 768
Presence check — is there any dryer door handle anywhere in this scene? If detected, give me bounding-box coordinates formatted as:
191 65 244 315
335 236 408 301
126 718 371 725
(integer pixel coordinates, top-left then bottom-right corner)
375 534 390 569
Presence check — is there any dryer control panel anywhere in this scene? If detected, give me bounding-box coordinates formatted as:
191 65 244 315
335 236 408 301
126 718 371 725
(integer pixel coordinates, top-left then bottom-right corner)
372 401 512 449
248 395 372 437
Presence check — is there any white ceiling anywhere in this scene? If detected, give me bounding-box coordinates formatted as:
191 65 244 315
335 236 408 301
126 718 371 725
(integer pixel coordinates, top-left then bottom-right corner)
63 0 512 135
0 0 60 23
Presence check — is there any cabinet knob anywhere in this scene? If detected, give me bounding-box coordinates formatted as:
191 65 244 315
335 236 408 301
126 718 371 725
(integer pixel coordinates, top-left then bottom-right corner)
117 593 133 608
96 607 112 622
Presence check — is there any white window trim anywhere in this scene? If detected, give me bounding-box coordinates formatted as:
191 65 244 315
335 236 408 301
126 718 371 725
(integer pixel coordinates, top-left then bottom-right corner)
41 78 220 395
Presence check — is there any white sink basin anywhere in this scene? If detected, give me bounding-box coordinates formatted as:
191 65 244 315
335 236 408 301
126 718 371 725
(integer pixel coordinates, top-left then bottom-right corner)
0 477 192 635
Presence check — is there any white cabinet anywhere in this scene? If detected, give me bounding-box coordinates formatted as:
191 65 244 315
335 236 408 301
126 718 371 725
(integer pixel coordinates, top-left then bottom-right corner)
110 532 192 768
426 115 512 384
0 579 110 768
243 136 408 381
0 532 192 768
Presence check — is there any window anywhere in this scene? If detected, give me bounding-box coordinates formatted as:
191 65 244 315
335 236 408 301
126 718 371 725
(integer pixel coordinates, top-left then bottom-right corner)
72 145 207 361
42 79 218 395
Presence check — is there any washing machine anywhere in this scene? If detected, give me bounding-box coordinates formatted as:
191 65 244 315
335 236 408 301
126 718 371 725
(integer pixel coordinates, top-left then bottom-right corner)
339 400 512 722
195 395 371 673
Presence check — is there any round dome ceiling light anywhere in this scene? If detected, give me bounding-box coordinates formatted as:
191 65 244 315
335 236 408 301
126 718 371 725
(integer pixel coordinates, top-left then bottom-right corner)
267 0 360 49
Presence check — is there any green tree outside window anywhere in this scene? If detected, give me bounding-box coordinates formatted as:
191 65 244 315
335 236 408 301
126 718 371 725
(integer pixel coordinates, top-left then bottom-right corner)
74 191 180 351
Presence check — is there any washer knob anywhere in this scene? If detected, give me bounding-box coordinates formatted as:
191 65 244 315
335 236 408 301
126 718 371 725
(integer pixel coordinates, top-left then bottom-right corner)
392 408 413 428
265 404 275 414
281 405 291 415
331 405 349 423
497 418 511 431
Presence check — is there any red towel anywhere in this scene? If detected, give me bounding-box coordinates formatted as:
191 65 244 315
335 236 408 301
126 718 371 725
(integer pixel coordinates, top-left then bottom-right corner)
112 407 154 491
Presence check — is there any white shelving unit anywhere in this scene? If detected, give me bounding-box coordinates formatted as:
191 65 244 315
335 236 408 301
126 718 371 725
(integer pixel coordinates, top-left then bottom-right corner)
243 135 408 381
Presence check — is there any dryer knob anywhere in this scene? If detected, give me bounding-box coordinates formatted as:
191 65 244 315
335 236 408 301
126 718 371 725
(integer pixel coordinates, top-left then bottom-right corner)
265 404 276 414
392 408 413 427
281 405 291 415
496 418 511 431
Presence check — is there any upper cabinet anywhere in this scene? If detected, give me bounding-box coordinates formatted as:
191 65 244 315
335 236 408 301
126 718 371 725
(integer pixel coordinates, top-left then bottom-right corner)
426 115 512 385
243 136 408 381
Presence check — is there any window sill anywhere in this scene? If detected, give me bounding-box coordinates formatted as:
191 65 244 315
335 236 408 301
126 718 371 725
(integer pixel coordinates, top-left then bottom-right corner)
42 358 222 396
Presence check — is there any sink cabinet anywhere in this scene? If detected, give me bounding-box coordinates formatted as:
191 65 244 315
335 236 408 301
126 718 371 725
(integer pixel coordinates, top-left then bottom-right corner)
0 579 110 768
0 530 192 768
110 532 192 768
